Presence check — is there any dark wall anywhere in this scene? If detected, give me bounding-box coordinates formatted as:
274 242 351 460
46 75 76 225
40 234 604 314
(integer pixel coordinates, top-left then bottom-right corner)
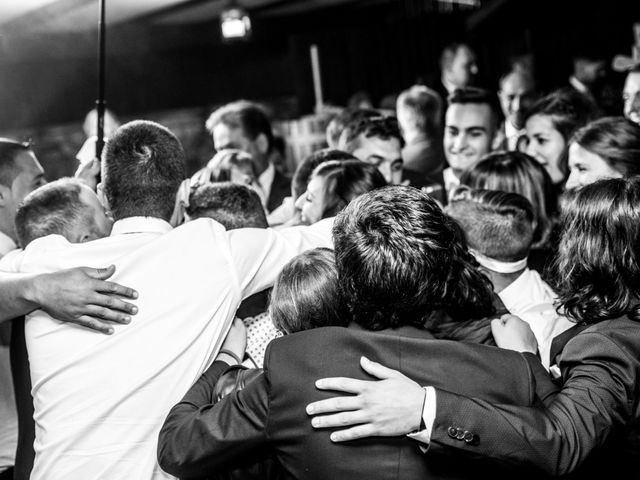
1 0 638 132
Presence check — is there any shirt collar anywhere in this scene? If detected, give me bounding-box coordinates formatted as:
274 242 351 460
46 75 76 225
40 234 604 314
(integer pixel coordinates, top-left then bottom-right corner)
498 268 532 305
442 167 460 194
110 217 173 236
0 230 17 257
569 76 589 95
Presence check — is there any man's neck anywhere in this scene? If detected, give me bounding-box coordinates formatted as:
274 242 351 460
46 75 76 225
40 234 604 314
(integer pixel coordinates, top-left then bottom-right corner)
0 215 16 245
487 269 526 294
403 130 428 145
441 74 459 95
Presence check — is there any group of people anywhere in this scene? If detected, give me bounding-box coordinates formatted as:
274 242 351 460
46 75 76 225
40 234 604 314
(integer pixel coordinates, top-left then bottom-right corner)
0 39 639 480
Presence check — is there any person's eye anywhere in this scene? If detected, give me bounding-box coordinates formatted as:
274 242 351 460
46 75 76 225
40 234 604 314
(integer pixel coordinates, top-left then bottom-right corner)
391 162 403 172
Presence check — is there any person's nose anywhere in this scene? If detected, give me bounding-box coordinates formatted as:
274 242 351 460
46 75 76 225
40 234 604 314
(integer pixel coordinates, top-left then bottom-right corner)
377 162 392 184
512 96 521 114
451 134 468 153
525 141 538 159
627 92 640 124
565 171 580 190
294 193 306 211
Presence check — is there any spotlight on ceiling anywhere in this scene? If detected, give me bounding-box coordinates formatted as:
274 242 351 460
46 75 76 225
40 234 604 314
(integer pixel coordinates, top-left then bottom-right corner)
220 1 252 41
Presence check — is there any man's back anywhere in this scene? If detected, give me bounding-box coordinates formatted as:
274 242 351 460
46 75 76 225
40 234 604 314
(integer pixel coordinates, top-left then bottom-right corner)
268 327 538 479
159 325 544 480
1 216 332 479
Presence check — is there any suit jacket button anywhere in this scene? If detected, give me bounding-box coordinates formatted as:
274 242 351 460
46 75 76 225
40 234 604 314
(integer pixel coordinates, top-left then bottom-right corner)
455 429 466 440
447 427 457 438
464 432 479 445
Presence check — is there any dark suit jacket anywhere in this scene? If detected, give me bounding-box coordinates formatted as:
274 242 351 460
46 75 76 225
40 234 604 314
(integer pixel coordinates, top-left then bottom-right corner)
266 169 291 214
430 316 640 476
159 325 546 480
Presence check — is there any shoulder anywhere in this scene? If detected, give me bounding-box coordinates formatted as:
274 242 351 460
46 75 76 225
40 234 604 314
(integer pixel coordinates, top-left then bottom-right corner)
559 317 640 373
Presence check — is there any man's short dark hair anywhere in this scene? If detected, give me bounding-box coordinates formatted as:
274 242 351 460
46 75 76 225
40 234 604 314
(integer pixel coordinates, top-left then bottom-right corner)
446 187 535 262
102 120 186 222
333 186 495 331
0 138 32 188
291 149 357 200
186 182 267 229
342 116 404 153
326 108 380 148
205 100 274 153
15 178 98 247
447 87 502 126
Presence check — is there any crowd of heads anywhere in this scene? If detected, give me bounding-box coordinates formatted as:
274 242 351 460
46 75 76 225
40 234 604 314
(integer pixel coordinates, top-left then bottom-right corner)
3 38 640 354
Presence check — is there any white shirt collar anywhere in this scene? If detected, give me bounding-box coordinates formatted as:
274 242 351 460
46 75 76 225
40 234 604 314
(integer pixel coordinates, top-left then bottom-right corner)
110 217 173 236
0 230 17 257
442 167 460 194
569 75 589 95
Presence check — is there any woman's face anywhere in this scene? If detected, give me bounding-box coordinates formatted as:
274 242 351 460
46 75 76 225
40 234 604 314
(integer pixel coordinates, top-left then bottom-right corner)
565 142 623 190
295 175 326 225
523 114 566 185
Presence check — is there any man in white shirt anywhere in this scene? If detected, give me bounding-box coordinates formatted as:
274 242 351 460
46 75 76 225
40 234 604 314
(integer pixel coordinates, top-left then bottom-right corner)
201 101 291 213
0 120 332 480
497 69 536 150
445 187 572 368
0 138 46 479
442 87 500 199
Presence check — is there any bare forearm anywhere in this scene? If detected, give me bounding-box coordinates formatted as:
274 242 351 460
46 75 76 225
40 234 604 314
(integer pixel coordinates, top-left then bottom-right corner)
0 271 40 322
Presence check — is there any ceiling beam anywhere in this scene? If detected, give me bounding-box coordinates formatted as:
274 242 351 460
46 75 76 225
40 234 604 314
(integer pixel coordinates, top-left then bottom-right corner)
2 0 90 34
129 0 219 24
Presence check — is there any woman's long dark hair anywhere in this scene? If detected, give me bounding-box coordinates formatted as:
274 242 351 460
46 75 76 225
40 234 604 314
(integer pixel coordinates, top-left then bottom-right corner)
553 177 640 324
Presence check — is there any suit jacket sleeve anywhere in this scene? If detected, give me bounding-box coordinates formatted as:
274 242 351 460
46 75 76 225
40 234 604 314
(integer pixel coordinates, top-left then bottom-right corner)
428 330 639 475
157 360 270 477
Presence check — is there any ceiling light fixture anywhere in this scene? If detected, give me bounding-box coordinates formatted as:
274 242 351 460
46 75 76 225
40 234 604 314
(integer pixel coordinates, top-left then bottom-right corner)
220 0 252 41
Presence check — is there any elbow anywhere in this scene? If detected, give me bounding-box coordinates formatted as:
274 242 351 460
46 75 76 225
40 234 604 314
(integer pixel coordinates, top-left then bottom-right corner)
157 418 197 477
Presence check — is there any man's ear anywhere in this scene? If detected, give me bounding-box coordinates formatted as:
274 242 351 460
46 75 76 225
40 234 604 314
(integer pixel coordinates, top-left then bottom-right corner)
0 185 9 207
97 183 109 209
255 133 269 155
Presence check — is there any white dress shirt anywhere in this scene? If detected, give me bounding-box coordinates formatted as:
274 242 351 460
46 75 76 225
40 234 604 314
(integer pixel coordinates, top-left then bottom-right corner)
0 216 333 480
498 268 574 369
0 231 17 474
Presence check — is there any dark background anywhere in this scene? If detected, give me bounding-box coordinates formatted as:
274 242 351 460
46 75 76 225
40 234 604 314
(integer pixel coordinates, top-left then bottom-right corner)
0 0 638 177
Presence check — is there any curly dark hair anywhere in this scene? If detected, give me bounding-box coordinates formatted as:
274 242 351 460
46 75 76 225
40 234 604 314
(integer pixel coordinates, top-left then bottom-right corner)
553 177 640 324
333 186 495 330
